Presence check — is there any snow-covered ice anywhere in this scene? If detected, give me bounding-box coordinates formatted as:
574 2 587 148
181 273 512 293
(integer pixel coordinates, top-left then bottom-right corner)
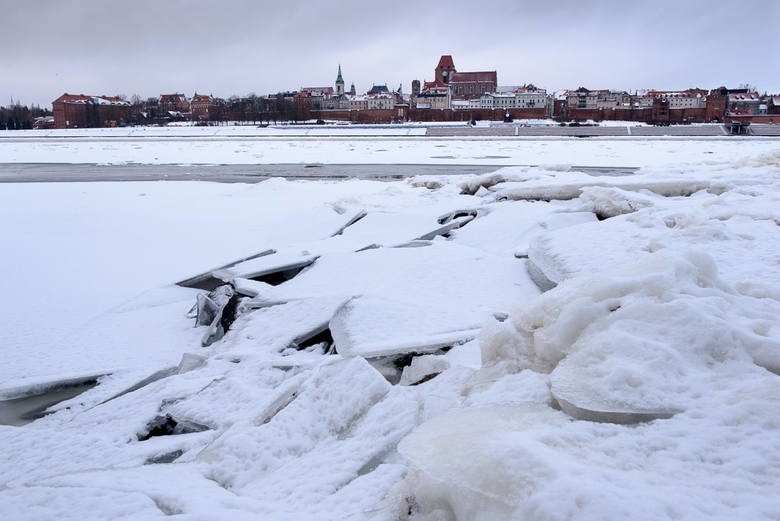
1 138 780 521
0 127 778 168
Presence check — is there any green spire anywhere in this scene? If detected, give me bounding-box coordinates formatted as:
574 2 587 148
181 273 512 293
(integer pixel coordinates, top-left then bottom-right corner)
336 64 344 85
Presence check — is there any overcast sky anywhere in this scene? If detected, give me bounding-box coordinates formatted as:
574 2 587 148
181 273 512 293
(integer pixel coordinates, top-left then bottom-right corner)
2 0 778 107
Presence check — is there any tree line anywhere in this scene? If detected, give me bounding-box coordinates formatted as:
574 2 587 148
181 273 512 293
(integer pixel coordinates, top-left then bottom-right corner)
0 101 52 130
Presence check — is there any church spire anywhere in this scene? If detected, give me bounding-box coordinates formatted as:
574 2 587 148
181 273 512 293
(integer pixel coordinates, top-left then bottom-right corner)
335 64 345 96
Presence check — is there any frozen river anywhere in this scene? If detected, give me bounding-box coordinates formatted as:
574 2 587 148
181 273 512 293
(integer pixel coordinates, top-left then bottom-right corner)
0 163 503 183
1 136 779 521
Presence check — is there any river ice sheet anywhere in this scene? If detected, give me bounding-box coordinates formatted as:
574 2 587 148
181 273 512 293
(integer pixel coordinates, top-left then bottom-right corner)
1 143 779 520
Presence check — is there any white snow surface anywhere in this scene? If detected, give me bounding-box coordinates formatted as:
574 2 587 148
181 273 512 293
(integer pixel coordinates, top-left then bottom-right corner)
0 127 778 167
1 141 780 521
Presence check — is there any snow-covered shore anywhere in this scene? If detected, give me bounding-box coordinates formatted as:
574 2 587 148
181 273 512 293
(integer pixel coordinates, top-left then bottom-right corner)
1 140 779 520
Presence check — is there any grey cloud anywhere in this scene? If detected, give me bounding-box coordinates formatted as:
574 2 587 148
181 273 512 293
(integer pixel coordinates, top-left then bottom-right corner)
1 0 778 107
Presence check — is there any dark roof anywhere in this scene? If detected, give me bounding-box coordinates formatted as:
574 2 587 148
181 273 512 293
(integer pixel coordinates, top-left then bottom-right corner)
53 93 129 105
449 71 497 83
159 94 188 103
368 84 390 94
423 79 446 88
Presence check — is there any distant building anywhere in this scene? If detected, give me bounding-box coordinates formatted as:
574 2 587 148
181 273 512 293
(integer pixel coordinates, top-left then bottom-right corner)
190 94 215 120
367 84 390 95
727 92 761 115
648 89 707 110
415 80 451 109
434 55 497 99
335 65 345 97
411 79 421 97
511 85 548 109
769 96 780 115
349 88 395 111
469 87 548 110
52 93 130 129
299 87 334 110
565 88 631 110
158 93 190 115
301 87 334 98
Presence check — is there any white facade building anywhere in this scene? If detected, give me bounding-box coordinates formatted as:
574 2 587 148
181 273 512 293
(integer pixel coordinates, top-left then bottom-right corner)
452 87 548 110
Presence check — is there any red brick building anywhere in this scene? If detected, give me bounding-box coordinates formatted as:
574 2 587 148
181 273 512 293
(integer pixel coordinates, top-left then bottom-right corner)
769 96 780 115
705 88 728 122
190 94 215 121
52 93 130 129
433 55 497 99
158 93 190 115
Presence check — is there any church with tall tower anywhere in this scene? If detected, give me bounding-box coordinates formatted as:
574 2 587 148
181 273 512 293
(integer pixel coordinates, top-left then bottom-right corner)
335 64 345 97
431 55 497 99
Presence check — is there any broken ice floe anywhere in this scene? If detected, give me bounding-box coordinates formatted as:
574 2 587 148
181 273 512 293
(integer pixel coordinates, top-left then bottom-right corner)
97 353 206 408
524 183 780 291
415 213 475 240
398 405 565 520
329 208 367 236
495 178 712 202
287 320 335 354
217 296 350 361
331 210 468 249
457 165 641 196
137 414 210 441
329 296 481 359
446 199 597 258
399 355 451 386
481 252 780 423
227 252 319 285
578 185 658 219
198 284 242 347
364 349 454 386
178 249 318 292
437 208 479 224
177 248 276 290
0 375 103 426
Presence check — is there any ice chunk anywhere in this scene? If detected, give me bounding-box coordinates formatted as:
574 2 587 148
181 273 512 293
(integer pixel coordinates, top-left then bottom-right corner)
578 185 658 219
137 414 210 441
177 353 206 374
228 252 318 285
194 294 218 326
415 214 475 240
482 252 780 422
176 248 276 290
449 200 596 258
330 296 480 359
495 178 711 202
399 355 450 386
329 208 367 236
200 285 241 347
399 405 563 521
0 377 100 426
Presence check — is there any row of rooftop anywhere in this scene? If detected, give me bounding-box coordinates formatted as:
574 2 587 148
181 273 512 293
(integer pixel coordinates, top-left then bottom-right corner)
48 55 780 128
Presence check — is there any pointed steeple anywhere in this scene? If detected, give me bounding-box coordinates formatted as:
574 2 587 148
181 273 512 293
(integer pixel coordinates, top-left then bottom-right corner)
335 64 345 96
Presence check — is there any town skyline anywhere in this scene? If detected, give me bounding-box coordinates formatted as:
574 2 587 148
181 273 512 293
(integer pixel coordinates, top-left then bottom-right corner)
2 0 779 108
